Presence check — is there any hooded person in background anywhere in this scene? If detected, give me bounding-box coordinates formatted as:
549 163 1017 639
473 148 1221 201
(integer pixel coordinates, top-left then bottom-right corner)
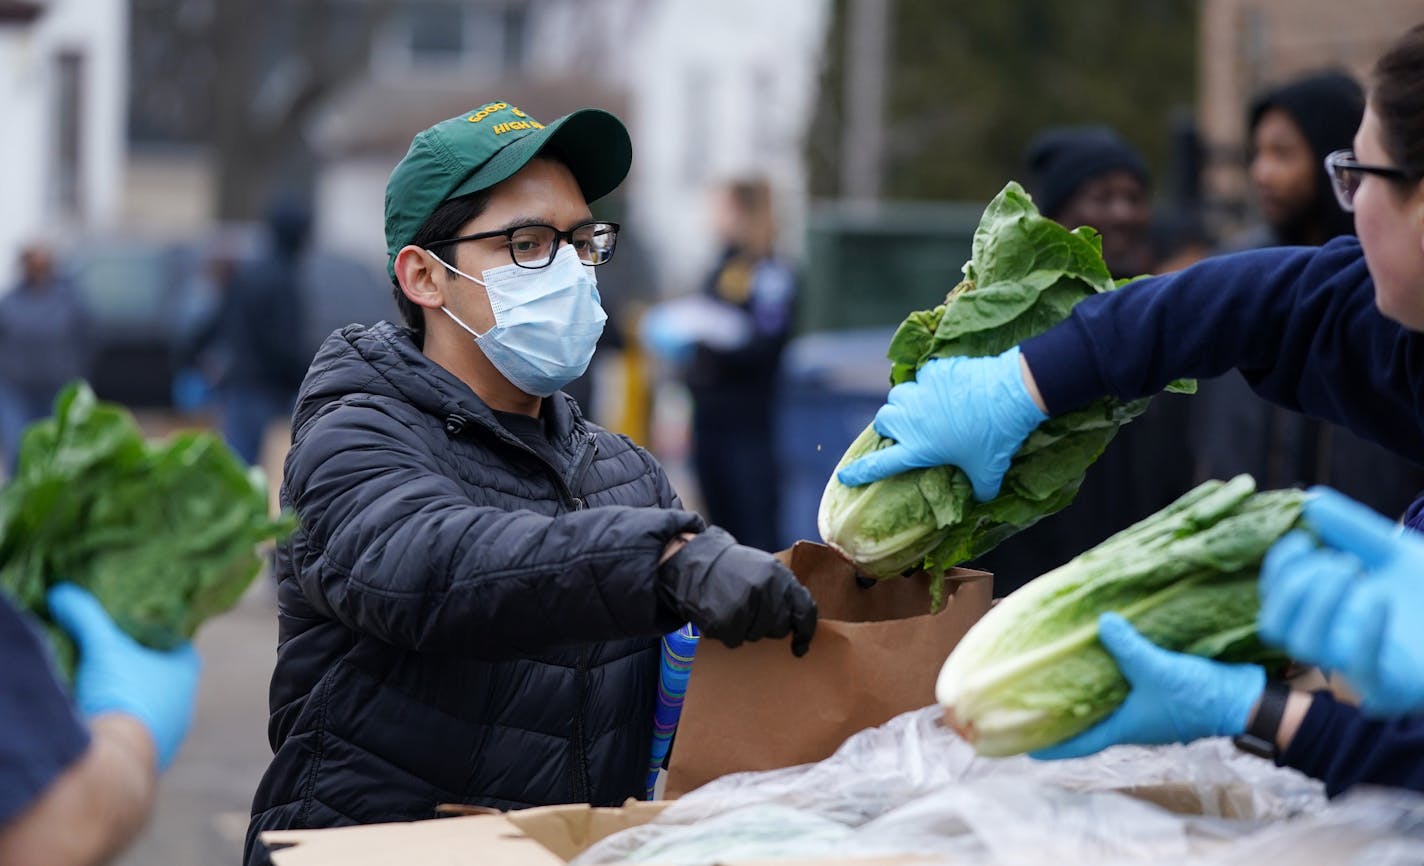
1239 71 1364 249
968 127 1196 595
1193 70 1424 519
214 198 314 465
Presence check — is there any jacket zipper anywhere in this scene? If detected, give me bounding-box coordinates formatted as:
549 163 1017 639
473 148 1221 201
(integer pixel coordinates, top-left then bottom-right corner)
570 648 592 802
446 413 598 798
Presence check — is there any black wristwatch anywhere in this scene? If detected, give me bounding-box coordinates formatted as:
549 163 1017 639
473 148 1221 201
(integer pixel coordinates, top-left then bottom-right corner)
1233 681 1291 760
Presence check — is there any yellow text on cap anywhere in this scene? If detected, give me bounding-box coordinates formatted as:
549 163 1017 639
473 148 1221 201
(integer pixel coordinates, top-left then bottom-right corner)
493 120 545 135
467 102 510 123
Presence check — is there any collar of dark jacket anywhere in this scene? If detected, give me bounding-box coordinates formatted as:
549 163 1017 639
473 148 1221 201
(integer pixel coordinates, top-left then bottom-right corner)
295 321 591 457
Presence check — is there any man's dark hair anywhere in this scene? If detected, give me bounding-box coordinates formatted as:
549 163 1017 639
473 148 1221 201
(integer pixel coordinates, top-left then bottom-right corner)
1373 23 1424 180
392 190 491 342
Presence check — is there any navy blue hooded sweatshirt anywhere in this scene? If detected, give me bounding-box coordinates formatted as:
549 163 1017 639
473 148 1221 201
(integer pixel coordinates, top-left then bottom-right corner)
1021 235 1424 796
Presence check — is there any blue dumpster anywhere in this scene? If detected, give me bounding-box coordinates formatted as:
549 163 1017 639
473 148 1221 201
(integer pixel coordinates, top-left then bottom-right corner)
774 328 896 549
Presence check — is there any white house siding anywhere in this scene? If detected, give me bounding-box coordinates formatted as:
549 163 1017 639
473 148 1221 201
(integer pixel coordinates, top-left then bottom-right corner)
0 0 127 287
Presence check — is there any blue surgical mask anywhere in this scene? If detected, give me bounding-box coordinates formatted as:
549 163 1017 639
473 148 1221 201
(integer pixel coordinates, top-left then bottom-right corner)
430 244 607 397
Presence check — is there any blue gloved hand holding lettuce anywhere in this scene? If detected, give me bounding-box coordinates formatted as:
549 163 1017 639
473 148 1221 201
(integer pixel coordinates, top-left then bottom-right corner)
1028 613 1265 760
0 383 294 678
836 348 1049 500
48 583 200 770
942 480 1424 762
819 182 1191 611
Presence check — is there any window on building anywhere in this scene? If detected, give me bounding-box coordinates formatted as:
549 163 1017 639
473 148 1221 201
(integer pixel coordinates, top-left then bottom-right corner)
53 50 85 217
376 1 528 76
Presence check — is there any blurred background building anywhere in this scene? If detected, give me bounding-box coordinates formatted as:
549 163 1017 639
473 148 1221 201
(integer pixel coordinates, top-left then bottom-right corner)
1 0 1419 524
2 2 1423 863
0 0 128 281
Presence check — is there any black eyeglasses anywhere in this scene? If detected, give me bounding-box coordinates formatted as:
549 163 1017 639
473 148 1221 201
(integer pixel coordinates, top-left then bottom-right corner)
1324 150 1422 212
428 220 620 269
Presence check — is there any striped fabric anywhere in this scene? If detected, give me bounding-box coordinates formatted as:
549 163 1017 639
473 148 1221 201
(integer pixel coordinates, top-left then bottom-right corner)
647 623 700 798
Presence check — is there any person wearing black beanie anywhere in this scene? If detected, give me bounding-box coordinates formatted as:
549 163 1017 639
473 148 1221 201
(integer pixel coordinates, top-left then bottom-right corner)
972 125 1195 596
1248 70 1364 246
1025 125 1155 279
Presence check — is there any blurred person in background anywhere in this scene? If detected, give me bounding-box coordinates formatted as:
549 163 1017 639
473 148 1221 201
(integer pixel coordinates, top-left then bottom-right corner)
1194 70 1424 520
213 198 314 465
0 585 198 866
170 234 244 417
969 127 1196 595
644 178 796 552
244 102 815 864
0 242 91 473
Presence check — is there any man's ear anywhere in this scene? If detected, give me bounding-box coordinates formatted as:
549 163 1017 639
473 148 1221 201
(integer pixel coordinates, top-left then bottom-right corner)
395 246 449 311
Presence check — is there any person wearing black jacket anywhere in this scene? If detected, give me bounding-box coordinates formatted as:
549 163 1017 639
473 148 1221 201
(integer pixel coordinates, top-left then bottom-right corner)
243 102 816 863
837 25 1424 796
212 199 315 465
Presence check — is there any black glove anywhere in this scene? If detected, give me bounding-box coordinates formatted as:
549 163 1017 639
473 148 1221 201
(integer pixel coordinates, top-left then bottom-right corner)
658 527 818 656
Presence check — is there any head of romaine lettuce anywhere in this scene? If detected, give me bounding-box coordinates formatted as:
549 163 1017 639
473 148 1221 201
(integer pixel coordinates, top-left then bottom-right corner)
817 182 1192 611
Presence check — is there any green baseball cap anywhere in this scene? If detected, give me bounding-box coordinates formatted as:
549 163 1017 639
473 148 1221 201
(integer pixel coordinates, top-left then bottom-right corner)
384 100 632 279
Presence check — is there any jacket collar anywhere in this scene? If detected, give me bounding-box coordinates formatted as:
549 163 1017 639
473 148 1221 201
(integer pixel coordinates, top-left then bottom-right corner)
294 321 591 459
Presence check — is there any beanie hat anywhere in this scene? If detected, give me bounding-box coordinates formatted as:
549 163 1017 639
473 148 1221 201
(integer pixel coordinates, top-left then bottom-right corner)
1025 126 1150 219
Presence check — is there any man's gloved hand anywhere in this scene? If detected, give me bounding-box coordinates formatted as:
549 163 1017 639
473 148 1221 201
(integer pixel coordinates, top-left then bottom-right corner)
1259 487 1424 717
659 527 818 656
835 347 1048 500
47 583 201 771
1031 613 1264 760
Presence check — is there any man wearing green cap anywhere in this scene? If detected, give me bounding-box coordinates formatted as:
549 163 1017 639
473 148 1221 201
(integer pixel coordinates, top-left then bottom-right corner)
244 102 817 861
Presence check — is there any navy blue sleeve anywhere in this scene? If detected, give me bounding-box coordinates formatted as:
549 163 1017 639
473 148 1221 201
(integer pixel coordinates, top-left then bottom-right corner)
1021 237 1424 465
1279 691 1424 797
0 595 90 828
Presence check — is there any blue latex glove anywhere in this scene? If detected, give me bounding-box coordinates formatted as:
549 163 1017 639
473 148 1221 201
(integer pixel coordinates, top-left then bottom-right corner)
836 347 1048 500
1259 487 1424 717
639 307 695 365
1031 613 1265 760
47 583 201 771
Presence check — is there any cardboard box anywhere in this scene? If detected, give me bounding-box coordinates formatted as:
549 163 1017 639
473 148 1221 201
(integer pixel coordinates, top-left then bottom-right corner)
260 800 930 865
262 783 1254 866
666 542 993 796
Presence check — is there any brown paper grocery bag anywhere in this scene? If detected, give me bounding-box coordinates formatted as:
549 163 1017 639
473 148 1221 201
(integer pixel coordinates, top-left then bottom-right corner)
664 541 992 797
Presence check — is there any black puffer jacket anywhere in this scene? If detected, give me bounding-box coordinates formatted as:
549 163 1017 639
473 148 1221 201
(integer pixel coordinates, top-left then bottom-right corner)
245 323 702 864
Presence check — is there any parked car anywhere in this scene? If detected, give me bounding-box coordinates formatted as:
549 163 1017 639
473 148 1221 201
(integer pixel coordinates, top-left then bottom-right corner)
65 229 393 410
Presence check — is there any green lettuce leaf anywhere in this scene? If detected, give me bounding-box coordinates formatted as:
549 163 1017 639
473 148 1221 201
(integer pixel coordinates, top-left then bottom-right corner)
818 182 1192 611
0 383 296 676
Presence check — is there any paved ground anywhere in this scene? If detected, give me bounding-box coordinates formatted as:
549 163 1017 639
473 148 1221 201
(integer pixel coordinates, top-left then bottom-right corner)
114 576 279 866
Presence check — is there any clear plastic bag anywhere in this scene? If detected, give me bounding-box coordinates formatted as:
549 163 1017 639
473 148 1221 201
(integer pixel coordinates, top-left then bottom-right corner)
1204 786 1424 866
662 706 1323 827
573 706 1349 865
571 805 851 865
